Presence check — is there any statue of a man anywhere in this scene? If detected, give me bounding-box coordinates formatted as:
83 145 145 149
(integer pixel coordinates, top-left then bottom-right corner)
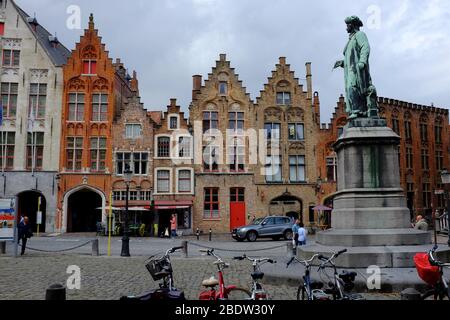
334 16 379 119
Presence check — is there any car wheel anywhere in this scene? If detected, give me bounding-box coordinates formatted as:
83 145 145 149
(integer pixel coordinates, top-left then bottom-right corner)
284 230 293 241
247 231 258 242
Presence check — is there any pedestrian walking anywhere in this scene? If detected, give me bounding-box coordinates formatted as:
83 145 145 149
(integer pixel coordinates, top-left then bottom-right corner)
297 222 307 246
170 214 178 238
17 216 32 256
292 219 300 248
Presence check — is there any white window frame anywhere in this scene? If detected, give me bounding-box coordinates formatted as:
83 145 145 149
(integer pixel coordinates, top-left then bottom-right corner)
154 168 173 195
155 134 172 159
125 123 142 139
176 135 193 159
168 114 180 130
176 168 194 194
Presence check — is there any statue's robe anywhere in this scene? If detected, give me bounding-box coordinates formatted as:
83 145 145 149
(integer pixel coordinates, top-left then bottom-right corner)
343 31 372 115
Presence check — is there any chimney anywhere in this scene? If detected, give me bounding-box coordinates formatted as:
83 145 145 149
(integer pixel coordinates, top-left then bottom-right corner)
130 70 139 94
170 98 177 108
192 75 202 100
48 35 59 48
305 62 313 101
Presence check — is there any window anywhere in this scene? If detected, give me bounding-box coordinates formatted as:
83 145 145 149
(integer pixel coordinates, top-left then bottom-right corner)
115 152 148 175
406 147 413 170
277 92 291 105
178 136 192 158
422 183 431 209
420 123 428 142
2 50 20 67
169 116 178 130
229 112 244 131
157 170 170 193
203 145 219 172
66 137 83 171
133 153 148 175
83 60 97 75
0 132 15 170
229 138 245 172
68 93 85 121
230 188 245 202
421 149 429 170
178 170 192 193
29 84 47 119
289 155 306 182
90 137 107 172
264 123 281 140
113 190 152 201
203 112 218 133
204 188 219 219
26 132 44 171
125 124 142 139
392 118 400 135
275 217 290 224
265 155 282 183
157 137 170 157
0 22 4 36
326 157 337 182
437 184 445 208
436 150 444 171
404 119 412 140
92 94 108 122
219 82 227 95
435 122 443 144
288 123 305 141
1 82 18 118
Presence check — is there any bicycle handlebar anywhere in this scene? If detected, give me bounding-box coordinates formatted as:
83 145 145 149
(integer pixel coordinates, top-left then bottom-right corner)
317 249 348 270
428 245 450 268
287 254 320 268
169 246 184 254
234 254 276 264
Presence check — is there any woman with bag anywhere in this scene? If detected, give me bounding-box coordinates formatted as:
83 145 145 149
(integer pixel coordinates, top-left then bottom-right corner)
17 216 32 256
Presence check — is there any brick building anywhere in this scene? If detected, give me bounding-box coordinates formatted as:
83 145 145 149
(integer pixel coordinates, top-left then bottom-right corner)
253 57 320 226
0 0 70 232
111 71 154 235
316 96 450 226
57 15 133 233
153 99 193 236
190 54 258 233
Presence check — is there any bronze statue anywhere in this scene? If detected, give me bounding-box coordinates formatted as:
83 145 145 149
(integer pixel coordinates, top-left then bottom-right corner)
334 16 379 119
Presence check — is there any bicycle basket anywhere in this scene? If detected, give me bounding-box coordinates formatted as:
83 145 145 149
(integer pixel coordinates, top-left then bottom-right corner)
414 253 440 286
146 257 173 281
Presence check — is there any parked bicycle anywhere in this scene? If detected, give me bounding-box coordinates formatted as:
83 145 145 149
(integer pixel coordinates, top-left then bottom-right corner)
287 254 329 300
233 254 276 300
414 245 450 300
317 249 365 300
199 249 251 300
120 246 185 301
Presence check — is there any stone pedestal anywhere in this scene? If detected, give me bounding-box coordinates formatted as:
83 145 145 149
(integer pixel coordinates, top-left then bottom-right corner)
300 118 450 268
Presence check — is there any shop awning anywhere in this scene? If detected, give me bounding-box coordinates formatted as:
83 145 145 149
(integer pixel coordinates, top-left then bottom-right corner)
152 200 193 210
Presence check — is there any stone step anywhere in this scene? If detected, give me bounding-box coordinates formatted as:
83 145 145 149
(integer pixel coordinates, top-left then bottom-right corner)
299 243 450 268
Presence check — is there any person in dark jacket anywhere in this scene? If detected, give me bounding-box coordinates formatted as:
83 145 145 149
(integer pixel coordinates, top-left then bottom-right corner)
18 216 32 255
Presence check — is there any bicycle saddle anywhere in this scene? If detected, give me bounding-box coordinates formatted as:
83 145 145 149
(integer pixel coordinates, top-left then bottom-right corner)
251 272 265 280
202 277 219 288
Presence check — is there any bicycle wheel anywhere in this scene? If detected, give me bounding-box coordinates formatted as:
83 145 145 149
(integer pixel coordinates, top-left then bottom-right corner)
225 287 252 300
296 285 307 300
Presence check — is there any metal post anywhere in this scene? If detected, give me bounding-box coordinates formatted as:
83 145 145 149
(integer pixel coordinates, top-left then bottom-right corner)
92 239 99 256
0 241 5 254
196 228 200 241
209 228 212 241
181 240 188 258
45 284 66 300
121 182 130 257
447 188 450 247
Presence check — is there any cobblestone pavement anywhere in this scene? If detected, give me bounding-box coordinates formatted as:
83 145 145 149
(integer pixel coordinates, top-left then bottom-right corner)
0 255 400 300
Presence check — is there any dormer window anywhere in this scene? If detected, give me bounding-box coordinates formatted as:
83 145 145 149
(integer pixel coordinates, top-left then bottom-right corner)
83 60 97 75
169 116 178 129
277 92 291 105
219 82 228 95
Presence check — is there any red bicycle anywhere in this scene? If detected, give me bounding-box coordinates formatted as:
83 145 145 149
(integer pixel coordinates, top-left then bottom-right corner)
199 249 251 300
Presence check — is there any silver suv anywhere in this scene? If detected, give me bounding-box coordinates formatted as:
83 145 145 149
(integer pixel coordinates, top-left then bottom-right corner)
231 216 295 242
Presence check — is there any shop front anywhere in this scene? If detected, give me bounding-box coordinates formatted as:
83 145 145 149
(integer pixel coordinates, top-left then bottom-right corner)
152 200 193 237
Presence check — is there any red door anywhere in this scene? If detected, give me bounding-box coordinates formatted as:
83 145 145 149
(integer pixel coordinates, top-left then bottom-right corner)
230 188 246 231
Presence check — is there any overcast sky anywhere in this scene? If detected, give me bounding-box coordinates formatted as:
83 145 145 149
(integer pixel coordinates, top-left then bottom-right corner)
15 0 450 123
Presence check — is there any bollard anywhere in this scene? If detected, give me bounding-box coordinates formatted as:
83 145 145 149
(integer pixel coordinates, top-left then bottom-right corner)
401 288 421 300
0 242 5 254
287 242 294 257
209 228 212 241
92 239 99 256
196 228 200 241
181 241 188 258
45 284 66 300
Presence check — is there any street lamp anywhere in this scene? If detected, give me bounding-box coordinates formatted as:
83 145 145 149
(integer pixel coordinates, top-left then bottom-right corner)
121 165 133 257
440 169 450 247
